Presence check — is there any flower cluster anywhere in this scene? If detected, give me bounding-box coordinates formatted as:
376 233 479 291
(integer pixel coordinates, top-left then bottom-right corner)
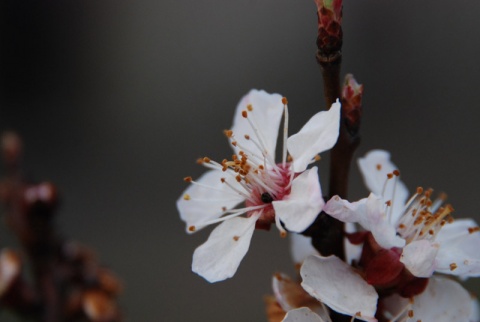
177 90 480 321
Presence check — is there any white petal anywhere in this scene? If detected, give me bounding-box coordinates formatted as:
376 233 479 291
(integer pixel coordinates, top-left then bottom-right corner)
230 89 284 158
470 297 479 322
287 101 340 173
290 234 319 265
191 214 258 283
300 255 378 322
400 240 439 277
282 307 326 322
177 170 245 233
409 276 472 321
273 167 324 233
434 219 480 277
357 150 409 223
324 194 405 249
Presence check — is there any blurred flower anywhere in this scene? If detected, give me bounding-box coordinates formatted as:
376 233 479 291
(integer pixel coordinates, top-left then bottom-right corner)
325 150 480 285
177 89 340 282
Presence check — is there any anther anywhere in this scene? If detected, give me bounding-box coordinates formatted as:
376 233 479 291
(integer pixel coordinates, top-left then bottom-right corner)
393 170 400 176
282 97 288 105
247 104 253 111
314 155 321 161
241 110 248 118
376 164 382 170
184 176 193 183
244 134 250 140
233 236 240 241
196 158 204 165
188 226 196 232
450 263 458 271
408 310 414 318
280 231 287 238
235 175 242 182
468 227 480 234
232 141 237 147
203 157 211 163
385 200 392 207
224 130 233 138
221 178 226 183
387 173 393 179
183 194 191 200
416 187 423 194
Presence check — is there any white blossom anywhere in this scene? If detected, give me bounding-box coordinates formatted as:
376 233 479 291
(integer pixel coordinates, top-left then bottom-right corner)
177 89 340 282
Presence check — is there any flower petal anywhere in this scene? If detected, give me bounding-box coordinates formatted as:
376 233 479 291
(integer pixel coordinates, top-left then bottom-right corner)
230 89 284 159
410 276 472 321
287 101 340 173
177 170 245 233
357 150 409 224
400 240 439 278
434 219 480 277
290 234 319 266
300 255 378 322
191 214 258 283
282 307 326 322
273 167 324 233
324 194 405 249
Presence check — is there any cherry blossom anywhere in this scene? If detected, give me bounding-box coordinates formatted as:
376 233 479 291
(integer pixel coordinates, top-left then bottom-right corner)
324 150 480 281
177 89 340 282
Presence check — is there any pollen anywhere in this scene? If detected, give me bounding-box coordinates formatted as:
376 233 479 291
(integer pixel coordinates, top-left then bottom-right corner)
282 97 288 105
224 129 233 138
184 176 193 183
376 164 382 170
247 104 253 111
450 263 458 271
183 194 191 200
242 110 248 118
468 227 480 234
188 225 196 232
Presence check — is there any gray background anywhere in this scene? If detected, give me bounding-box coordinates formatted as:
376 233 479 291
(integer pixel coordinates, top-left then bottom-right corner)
1 0 480 321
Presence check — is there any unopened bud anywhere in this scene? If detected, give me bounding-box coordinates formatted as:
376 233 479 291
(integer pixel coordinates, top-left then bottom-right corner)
341 74 363 135
314 0 343 58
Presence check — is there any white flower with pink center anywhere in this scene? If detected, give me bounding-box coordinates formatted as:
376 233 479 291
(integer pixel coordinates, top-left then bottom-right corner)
324 150 480 280
177 89 340 283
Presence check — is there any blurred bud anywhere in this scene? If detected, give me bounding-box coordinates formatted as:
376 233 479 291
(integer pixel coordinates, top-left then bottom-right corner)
341 74 363 135
314 0 343 58
97 269 123 296
83 290 118 322
0 249 21 297
1 132 22 167
23 182 58 214
62 241 97 264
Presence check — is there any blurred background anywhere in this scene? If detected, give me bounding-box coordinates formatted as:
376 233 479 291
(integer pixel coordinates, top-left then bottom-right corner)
1 0 480 321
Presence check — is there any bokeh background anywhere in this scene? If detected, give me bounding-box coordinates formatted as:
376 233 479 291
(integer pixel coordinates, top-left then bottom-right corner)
1 1 480 321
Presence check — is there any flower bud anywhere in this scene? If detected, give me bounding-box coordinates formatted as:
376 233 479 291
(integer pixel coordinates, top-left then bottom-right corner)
341 74 363 135
314 0 343 58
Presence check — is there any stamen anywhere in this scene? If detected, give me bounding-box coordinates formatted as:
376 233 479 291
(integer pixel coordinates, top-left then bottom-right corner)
282 99 289 167
275 213 287 238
